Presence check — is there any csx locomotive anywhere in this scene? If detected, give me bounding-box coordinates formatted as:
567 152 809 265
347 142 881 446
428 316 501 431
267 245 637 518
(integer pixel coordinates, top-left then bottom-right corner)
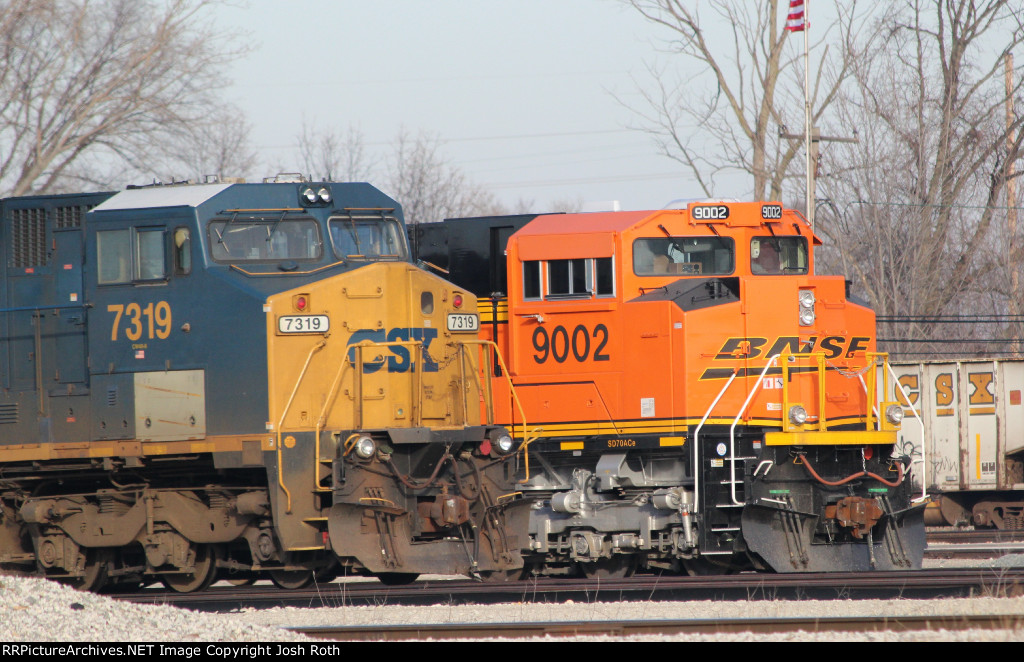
0 178 528 592
410 201 928 575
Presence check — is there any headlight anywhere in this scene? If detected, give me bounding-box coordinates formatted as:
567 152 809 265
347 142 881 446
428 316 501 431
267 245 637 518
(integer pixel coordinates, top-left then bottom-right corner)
496 434 514 453
488 428 515 456
301 186 318 204
788 405 808 425
798 289 815 327
885 404 905 425
353 435 376 459
317 186 332 204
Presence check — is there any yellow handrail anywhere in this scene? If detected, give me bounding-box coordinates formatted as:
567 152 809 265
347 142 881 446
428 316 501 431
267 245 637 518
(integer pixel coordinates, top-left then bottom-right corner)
276 339 326 513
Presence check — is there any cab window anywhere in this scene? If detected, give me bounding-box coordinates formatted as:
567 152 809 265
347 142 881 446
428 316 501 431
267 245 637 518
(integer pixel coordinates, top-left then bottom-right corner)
633 237 734 276
208 217 322 262
523 257 614 300
750 237 808 275
329 216 407 261
97 228 166 284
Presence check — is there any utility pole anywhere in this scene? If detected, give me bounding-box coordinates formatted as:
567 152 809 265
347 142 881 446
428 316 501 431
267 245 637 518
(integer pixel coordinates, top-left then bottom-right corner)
778 126 859 232
1006 52 1019 356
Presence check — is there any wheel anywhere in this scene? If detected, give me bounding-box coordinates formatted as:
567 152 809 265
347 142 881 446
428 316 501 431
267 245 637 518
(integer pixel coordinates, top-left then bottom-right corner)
313 559 341 584
681 557 735 576
477 568 524 583
224 575 257 587
269 569 314 590
161 544 219 593
375 572 419 586
579 557 635 580
62 548 110 592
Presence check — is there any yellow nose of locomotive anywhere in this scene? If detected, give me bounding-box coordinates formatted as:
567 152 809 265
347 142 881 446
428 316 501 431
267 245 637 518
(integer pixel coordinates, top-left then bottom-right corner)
265 261 484 435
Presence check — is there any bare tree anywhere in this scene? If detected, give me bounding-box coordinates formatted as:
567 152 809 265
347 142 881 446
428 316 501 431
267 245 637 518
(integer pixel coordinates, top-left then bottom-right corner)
622 0 863 201
817 0 1024 358
297 121 376 182
385 128 504 224
151 108 259 183
0 0 248 196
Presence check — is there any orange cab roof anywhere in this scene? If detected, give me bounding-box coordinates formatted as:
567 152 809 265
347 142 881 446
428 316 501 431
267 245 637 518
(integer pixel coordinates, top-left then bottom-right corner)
513 210 654 236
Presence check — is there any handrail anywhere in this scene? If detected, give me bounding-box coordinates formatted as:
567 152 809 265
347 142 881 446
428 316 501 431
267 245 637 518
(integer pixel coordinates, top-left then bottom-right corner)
728 355 782 506
0 303 92 313
276 339 327 513
312 338 430 494
692 369 741 515
457 339 536 482
700 350 918 511
886 362 928 504
310 338 528 489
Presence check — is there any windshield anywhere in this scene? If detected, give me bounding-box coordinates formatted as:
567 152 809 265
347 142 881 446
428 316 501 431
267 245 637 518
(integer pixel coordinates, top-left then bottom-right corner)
633 236 734 276
208 218 322 262
750 236 808 275
329 217 407 261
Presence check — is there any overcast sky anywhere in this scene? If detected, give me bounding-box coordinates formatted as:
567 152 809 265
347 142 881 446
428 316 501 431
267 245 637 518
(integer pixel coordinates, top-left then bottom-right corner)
212 0 807 213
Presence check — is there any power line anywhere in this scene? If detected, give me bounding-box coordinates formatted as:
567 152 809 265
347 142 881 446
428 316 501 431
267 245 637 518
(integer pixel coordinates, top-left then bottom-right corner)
852 200 1024 211
884 350 1024 357
879 338 1024 344
878 316 1024 323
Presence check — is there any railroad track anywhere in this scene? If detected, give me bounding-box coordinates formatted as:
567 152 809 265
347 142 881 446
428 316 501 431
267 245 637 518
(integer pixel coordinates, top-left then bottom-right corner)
117 567 1024 611
925 528 1024 559
289 613 1024 641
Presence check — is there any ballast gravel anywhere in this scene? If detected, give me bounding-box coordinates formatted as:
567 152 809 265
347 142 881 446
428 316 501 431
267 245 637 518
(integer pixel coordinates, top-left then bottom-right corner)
3 558 1024 643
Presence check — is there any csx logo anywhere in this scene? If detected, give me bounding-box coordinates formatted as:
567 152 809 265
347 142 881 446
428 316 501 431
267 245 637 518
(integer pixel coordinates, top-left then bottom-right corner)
896 371 996 416
347 328 438 373
714 335 871 360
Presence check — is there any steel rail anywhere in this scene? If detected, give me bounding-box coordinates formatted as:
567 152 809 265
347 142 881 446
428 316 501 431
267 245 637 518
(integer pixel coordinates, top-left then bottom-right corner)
288 613 1024 641
117 568 1024 611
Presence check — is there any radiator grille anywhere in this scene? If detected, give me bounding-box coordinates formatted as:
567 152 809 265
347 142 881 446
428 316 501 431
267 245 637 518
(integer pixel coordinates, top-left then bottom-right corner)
54 205 88 229
0 403 18 424
9 208 47 268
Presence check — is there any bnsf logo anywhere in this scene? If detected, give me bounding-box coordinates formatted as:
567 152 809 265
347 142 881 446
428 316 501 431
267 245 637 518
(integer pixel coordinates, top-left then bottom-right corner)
714 335 872 360
346 328 438 373
692 204 730 221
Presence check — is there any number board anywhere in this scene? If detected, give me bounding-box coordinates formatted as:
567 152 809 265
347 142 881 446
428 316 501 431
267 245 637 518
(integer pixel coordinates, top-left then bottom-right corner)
447 313 479 332
278 315 330 334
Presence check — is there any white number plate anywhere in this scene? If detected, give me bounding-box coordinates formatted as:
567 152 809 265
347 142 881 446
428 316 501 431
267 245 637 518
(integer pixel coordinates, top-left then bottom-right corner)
278 315 330 334
447 313 479 332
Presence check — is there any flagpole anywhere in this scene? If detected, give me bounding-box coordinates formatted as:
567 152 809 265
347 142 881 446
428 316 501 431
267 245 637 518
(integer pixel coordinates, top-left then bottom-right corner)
803 1 812 232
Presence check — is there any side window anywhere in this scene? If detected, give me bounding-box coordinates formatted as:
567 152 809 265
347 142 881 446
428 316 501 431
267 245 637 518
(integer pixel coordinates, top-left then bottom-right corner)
136 229 166 280
595 257 614 296
173 227 192 275
97 227 167 285
751 237 807 275
524 257 615 300
547 258 591 298
634 237 734 276
523 261 541 299
97 229 131 284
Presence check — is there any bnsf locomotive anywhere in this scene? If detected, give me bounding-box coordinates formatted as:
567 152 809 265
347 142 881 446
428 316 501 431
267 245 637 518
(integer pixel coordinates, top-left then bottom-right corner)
0 178 528 591
410 201 928 575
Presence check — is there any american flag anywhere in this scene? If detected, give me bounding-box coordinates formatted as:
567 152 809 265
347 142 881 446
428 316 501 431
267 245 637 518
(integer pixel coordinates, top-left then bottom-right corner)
785 0 806 32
